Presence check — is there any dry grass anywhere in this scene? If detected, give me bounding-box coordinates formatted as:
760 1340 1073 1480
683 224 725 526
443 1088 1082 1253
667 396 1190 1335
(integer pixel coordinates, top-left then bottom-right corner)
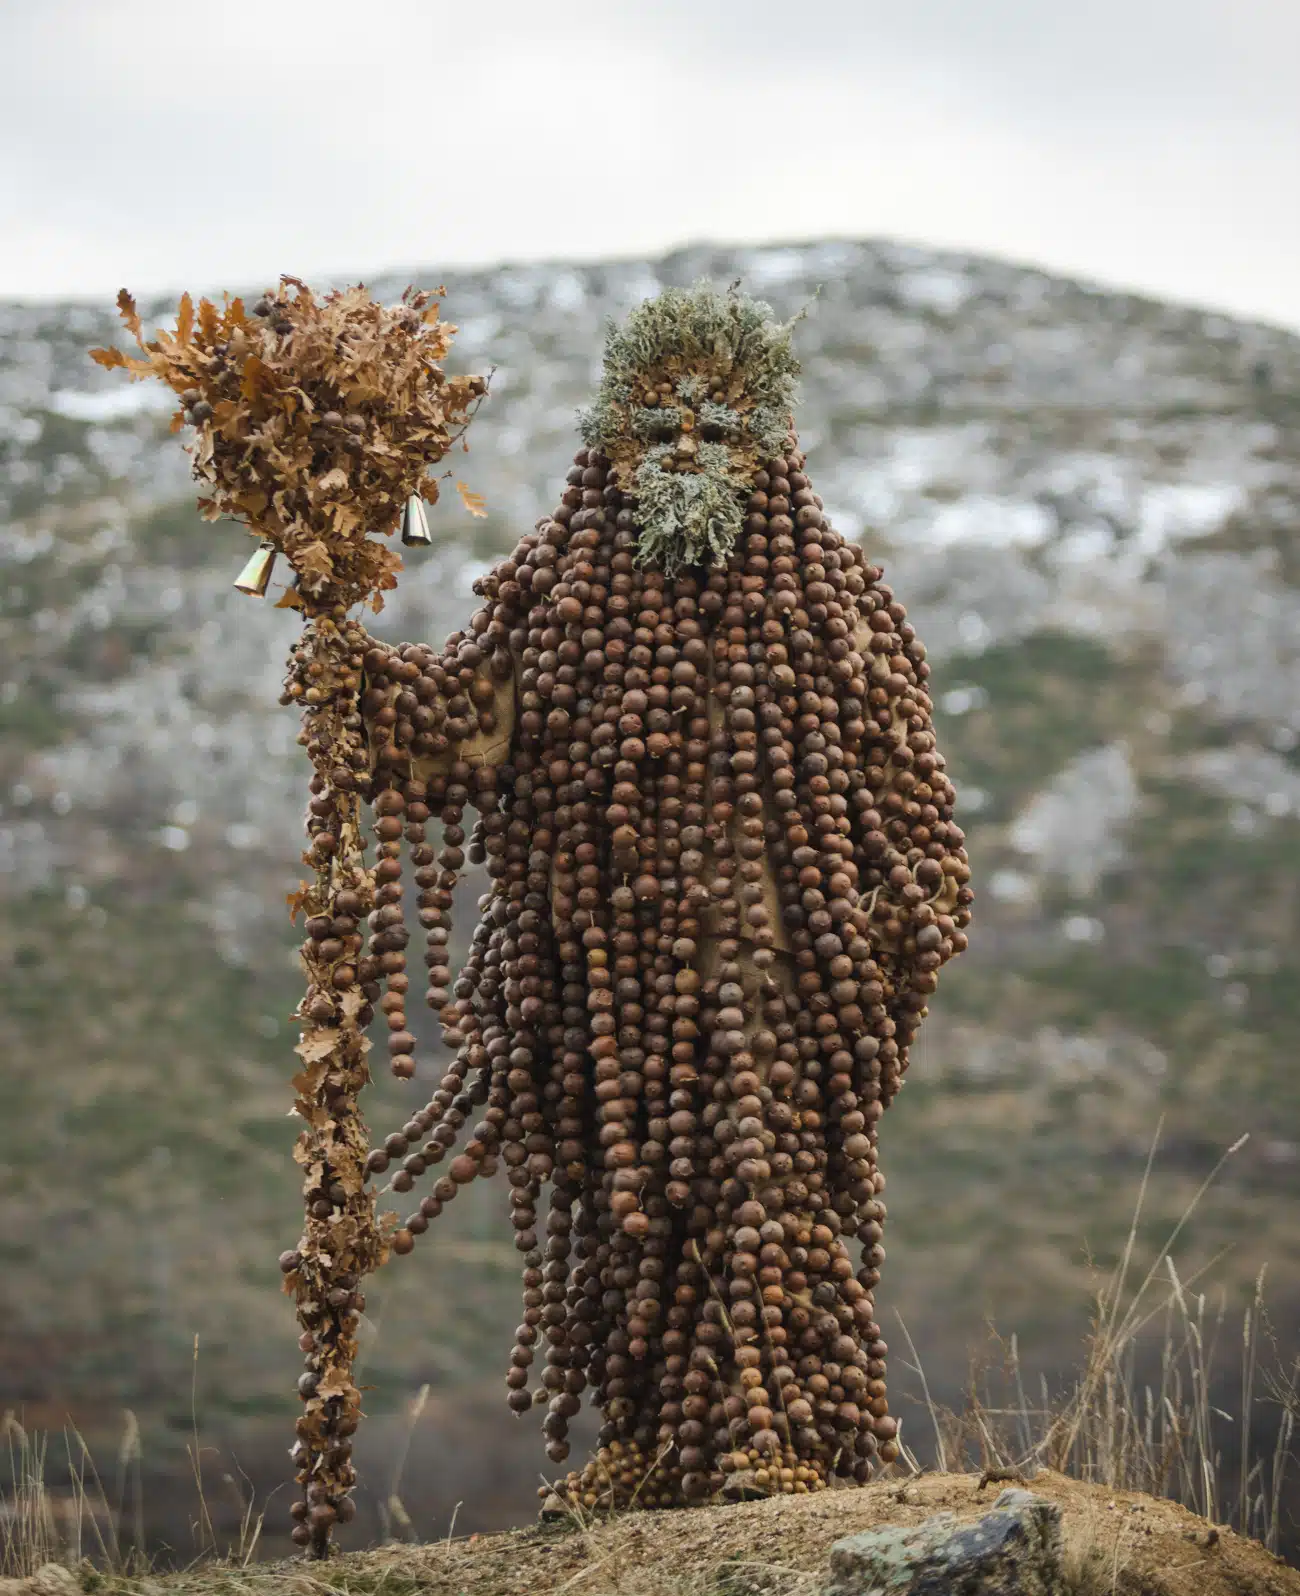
2 1414 126 1578
1 1402 263 1583
891 1124 1296 1557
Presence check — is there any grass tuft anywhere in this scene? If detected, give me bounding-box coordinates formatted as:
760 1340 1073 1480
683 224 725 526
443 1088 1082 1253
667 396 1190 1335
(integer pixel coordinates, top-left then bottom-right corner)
893 1124 1295 1556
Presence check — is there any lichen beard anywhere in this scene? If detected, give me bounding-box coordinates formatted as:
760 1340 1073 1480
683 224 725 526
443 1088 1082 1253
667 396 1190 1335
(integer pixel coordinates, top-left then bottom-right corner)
578 282 799 579
355 429 972 1514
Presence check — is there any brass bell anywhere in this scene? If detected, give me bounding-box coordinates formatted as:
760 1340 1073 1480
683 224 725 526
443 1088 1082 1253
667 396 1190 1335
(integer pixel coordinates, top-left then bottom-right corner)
400 494 433 548
234 541 276 596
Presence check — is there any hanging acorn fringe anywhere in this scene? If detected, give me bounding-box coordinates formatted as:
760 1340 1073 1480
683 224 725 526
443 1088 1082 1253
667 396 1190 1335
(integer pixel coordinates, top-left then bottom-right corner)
348 433 972 1515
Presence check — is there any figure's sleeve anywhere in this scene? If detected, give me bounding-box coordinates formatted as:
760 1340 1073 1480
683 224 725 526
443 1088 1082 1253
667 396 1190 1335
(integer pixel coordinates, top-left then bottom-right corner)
358 635 517 789
844 584 972 1092
411 666 515 780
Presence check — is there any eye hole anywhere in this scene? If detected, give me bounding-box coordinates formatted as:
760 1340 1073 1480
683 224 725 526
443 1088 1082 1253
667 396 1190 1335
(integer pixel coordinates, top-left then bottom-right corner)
699 422 724 442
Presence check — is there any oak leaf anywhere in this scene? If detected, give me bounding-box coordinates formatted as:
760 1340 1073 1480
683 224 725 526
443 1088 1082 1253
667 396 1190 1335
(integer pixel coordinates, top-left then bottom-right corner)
330 503 363 537
457 480 487 517
296 541 334 584
116 288 142 338
316 1367 353 1402
295 1031 339 1065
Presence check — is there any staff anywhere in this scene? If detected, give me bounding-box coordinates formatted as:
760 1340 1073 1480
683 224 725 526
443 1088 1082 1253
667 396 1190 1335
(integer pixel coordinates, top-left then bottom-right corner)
94 278 486 1556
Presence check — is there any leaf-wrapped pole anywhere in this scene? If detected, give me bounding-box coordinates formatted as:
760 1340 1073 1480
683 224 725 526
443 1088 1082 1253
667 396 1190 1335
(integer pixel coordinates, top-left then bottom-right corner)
278 612 387 1551
93 277 487 1556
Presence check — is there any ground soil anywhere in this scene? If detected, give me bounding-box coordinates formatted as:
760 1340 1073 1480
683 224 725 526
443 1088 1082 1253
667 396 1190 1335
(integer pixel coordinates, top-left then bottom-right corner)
15 1469 1290 1596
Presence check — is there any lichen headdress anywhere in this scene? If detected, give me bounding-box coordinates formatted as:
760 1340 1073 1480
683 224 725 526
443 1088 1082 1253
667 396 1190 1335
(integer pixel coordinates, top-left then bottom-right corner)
579 282 801 574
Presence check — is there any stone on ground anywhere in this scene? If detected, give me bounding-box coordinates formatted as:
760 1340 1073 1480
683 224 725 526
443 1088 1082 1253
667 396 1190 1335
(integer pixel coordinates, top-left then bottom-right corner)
823 1487 1064 1595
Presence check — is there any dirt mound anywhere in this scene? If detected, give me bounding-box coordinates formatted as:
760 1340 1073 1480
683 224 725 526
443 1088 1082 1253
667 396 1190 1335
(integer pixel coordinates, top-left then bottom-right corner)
98 1470 1293 1596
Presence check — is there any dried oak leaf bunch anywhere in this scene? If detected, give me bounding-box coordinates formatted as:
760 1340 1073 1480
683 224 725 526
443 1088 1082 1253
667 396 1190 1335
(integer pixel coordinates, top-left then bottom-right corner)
91 279 486 610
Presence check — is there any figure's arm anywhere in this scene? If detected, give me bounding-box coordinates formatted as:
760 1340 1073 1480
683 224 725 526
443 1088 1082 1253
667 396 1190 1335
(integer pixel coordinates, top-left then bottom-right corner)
354 514 578 789
844 570 972 1092
358 629 516 790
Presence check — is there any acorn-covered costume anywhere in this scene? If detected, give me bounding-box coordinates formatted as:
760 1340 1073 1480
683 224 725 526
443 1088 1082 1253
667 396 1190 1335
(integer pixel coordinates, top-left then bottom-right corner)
357 284 973 1509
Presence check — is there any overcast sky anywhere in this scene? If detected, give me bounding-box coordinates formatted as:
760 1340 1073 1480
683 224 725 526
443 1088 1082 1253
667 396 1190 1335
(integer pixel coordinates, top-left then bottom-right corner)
2 0 1298 329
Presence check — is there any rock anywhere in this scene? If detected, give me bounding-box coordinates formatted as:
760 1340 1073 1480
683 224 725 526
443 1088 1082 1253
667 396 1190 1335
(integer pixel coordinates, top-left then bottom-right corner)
823 1487 1064 1596
0 1565 81 1596
538 1491 570 1520
31 1569 79 1596
720 1468 771 1502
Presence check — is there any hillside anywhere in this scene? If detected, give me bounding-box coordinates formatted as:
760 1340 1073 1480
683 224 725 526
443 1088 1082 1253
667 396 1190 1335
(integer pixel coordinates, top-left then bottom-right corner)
2 240 1299 1552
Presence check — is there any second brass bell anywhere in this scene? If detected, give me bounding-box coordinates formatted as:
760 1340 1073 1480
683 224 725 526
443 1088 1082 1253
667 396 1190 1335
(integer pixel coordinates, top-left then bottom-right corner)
234 542 276 597
400 494 433 547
